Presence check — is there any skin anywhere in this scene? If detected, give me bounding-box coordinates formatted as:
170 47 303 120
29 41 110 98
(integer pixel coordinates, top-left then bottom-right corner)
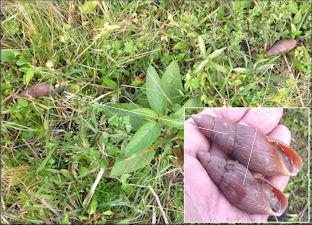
184 108 291 223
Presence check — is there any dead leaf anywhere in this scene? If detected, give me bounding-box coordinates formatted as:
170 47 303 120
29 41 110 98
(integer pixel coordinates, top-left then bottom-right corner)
172 147 183 166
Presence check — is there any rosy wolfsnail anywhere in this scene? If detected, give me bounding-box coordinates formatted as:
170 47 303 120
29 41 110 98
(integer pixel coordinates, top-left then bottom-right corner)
265 39 298 57
197 151 288 216
18 83 64 99
192 114 303 176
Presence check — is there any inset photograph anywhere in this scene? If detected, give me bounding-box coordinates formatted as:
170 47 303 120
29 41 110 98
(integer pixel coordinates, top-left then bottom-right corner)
184 107 310 223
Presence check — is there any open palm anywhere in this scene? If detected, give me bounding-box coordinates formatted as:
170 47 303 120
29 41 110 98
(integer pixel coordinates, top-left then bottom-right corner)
184 108 291 223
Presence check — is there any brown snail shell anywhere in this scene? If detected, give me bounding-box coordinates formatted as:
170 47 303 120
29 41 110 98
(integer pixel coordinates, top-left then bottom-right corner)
265 39 298 57
197 151 288 216
192 114 303 176
18 83 64 99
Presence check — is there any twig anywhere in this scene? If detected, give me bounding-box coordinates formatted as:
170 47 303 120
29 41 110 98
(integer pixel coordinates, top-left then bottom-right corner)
299 203 308 221
0 195 8 224
1 194 6 211
40 199 60 216
82 168 105 207
148 185 169 224
89 91 117 104
152 206 156 224
246 40 252 61
198 6 221 25
1 215 9 224
273 215 278 222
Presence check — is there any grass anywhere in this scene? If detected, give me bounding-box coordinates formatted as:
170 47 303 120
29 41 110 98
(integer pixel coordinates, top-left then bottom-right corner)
275 108 310 222
0 0 311 224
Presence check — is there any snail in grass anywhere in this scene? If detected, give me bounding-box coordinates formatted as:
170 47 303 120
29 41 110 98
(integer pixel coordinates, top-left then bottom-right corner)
265 39 299 57
18 83 64 99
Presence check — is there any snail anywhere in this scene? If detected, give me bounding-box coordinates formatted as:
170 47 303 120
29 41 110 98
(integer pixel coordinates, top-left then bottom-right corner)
265 39 298 57
192 114 303 176
18 83 64 99
197 151 288 216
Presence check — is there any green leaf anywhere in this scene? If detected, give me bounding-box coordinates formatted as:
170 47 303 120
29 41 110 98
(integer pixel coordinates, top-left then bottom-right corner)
87 198 97 215
110 150 155 177
81 1 98 14
146 65 167 115
59 169 73 179
183 97 203 109
102 103 158 131
103 103 140 117
61 209 70 224
253 57 278 72
172 41 189 51
233 67 250 74
160 61 183 104
198 35 206 56
195 59 209 74
129 108 158 130
216 6 225 20
123 121 161 157
160 113 184 130
118 219 132 224
102 77 117 89
210 61 228 74
78 166 89 178
161 97 202 130
208 47 226 59
22 67 35 86
255 64 274 73
16 58 31 66
293 10 302 25
296 10 308 31
293 59 306 73
1 49 20 63
36 148 55 173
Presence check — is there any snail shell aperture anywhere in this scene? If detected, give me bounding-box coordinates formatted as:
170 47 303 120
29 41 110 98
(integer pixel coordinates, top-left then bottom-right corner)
197 151 288 216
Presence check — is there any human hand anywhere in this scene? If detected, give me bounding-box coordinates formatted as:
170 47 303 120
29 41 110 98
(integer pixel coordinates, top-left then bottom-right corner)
184 108 291 222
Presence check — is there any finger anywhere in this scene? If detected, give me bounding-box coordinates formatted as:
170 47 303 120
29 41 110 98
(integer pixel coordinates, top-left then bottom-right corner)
184 118 210 157
201 107 248 123
184 154 218 222
266 124 291 190
269 124 291 145
249 214 269 222
238 108 283 134
267 175 289 192
190 108 247 158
